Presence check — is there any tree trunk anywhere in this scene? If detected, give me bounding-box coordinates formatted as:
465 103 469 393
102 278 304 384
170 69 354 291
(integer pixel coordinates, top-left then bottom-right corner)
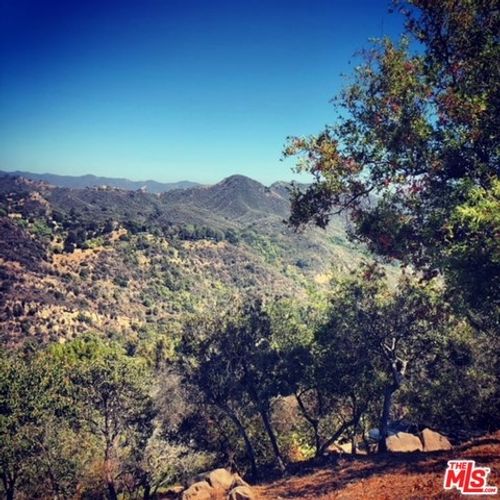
106 478 118 500
226 410 258 479
258 406 286 472
318 419 354 456
351 433 357 455
378 383 397 453
2 470 15 500
313 424 321 457
294 392 321 457
104 445 118 500
143 482 151 500
5 486 15 500
379 341 408 453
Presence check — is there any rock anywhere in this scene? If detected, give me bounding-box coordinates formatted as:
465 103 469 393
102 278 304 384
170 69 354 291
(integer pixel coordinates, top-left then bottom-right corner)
338 442 353 453
326 442 369 455
326 443 349 454
181 480 213 500
368 428 381 441
386 432 423 452
420 428 452 452
207 468 235 490
187 472 209 487
230 473 250 489
184 469 253 499
163 485 184 498
228 485 256 500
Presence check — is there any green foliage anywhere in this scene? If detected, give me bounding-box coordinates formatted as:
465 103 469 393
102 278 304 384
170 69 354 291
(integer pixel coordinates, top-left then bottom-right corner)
401 323 499 431
444 179 500 331
0 337 159 499
322 265 453 447
284 0 499 326
0 349 82 499
1 272 498 496
241 230 281 263
29 219 53 238
177 301 292 474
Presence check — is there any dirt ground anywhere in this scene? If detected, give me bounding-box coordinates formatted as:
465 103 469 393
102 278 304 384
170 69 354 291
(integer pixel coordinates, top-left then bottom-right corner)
256 432 500 499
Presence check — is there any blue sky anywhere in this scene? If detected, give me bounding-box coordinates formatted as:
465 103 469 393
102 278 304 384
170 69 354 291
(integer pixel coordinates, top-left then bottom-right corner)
0 0 403 185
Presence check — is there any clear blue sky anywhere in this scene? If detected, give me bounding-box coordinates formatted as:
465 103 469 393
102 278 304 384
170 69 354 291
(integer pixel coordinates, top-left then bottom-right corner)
0 0 403 185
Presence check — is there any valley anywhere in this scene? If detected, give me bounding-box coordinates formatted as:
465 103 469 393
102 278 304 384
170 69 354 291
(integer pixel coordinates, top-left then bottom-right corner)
0 173 365 346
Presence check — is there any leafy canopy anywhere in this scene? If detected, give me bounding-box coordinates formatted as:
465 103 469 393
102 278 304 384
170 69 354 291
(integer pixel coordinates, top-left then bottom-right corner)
284 0 499 326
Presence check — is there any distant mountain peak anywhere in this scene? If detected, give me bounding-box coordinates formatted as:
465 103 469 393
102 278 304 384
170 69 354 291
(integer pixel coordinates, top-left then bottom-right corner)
217 174 267 190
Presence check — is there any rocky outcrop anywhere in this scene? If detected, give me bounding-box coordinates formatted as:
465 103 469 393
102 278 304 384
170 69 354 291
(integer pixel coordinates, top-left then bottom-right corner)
207 468 235 490
230 474 251 489
181 480 213 500
386 432 424 452
228 485 256 500
163 485 184 498
420 428 452 452
181 469 256 500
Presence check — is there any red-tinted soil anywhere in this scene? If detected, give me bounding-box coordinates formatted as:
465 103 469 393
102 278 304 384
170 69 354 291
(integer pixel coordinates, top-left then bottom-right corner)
256 432 500 499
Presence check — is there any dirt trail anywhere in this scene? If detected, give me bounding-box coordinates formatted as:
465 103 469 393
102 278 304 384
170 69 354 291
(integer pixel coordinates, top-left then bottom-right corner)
256 432 500 499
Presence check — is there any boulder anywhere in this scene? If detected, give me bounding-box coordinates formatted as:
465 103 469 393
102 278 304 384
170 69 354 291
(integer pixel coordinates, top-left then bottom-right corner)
184 469 254 499
338 442 353 453
207 468 235 490
326 442 352 454
187 472 209 487
163 485 184 498
230 473 250 489
181 480 213 500
386 432 423 452
420 428 452 452
228 485 256 500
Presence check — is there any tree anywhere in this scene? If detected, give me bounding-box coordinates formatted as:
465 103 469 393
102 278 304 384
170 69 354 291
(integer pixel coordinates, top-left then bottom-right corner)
320 264 451 451
50 336 155 500
400 321 499 432
284 0 499 329
63 231 78 253
0 350 41 500
263 298 363 457
0 349 79 500
177 301 288 475
134 432 213 497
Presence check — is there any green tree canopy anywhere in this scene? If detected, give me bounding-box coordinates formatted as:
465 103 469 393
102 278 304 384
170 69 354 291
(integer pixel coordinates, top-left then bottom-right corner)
284 0 499 329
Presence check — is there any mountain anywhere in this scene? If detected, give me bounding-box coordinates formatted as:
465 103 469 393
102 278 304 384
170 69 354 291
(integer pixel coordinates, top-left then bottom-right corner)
0 170 200 193
157 174 292 229
0 173 370 345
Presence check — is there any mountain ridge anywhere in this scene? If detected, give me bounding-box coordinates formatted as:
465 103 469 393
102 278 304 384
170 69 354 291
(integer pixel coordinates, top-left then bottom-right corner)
0 170 201 193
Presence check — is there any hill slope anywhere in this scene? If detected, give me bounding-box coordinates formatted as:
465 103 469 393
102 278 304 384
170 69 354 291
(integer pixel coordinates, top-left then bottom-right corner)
0 174 367 345
256 432 500 499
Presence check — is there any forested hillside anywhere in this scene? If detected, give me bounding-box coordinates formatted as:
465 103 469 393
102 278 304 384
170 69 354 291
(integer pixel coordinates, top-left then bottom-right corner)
0 174 361 345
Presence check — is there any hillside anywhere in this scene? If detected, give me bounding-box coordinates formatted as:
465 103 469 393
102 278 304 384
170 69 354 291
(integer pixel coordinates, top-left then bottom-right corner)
0 173 367 345
256 432 500 499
